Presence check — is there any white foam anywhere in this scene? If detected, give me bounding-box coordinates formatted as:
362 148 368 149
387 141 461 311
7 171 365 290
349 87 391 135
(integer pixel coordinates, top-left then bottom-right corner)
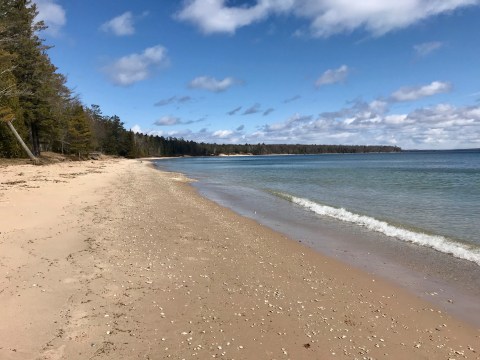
283 193 480 266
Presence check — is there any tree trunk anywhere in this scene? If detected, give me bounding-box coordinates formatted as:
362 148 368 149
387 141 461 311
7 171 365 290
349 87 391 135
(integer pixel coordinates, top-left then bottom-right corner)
31 122 41 156
6 120 39 163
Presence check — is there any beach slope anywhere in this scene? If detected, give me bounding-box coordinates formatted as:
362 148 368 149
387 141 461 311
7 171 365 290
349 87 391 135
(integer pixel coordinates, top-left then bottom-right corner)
0 159 478 359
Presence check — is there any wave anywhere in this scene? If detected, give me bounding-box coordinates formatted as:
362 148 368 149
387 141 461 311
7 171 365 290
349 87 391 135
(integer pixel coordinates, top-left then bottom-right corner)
275 192 480 266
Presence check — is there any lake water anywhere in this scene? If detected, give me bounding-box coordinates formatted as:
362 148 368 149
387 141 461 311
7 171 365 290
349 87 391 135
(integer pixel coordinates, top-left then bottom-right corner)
154 150 480 325
155 150 480 266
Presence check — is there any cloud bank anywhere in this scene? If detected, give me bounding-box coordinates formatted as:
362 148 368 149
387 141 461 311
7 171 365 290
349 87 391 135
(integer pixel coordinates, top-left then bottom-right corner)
242 102 480 150
177 0 479 37
164 78 479 149
137 100 480 150
134 75 477 150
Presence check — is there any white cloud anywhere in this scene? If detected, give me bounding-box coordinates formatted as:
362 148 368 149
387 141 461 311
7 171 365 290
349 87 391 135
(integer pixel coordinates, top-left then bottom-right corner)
315 65 349 87
245 102 480 149
131 124 142 133
188 76 238 92
182 96 479 149
295 1 479 37
212 130 234 138
169 85 479 149
466 107 480 118
177 0 479 37
101 12 135 36
177 0 293 34
414 41 444 57
384 114 407 124
263 114 312 132
103 45 168 86
33 0 66 36
391 81 452 102
369 100 389 113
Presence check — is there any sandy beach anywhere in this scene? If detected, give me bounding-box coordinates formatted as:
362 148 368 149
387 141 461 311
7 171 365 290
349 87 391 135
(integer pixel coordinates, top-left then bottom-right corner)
0 158 478 359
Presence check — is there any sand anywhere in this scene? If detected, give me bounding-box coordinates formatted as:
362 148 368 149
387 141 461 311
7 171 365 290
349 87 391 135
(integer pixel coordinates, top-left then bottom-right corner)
0 158 478 359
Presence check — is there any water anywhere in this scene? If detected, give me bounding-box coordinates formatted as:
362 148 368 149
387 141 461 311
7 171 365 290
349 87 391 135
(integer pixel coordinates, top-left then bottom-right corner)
155 151 480 266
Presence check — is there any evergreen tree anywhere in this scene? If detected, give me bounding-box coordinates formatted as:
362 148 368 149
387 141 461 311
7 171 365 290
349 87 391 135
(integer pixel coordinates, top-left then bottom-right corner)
0 49 21 157
0 14 30 157
1 0 56 156
67 104 92 156
86 104 107 152
103 115 126 155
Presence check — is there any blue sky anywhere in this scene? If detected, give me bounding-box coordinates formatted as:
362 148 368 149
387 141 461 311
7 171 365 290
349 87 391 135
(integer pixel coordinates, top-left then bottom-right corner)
34 0 480 150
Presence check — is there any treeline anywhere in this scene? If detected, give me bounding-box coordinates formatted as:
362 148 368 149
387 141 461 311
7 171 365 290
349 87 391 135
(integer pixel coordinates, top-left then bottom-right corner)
132 139 401 157
0 1 400 159
193 143 401 156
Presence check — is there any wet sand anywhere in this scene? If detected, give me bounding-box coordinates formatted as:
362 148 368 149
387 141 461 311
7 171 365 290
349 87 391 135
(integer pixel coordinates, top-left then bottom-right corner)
192 179 480 328
0 159 478 359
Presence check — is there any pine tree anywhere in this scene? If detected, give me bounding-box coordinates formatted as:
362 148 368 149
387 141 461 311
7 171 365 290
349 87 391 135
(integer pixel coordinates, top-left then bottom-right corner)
1 0 57 156
0 16 30 157
67 105 92 157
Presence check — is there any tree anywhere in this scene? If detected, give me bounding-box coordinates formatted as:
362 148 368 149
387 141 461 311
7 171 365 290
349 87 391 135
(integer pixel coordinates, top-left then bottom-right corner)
102 115 126 155
1 108 37 162
86 104 106 152
0 22 32 158
0 50 21 157
0 0 57 156
67 104 92 157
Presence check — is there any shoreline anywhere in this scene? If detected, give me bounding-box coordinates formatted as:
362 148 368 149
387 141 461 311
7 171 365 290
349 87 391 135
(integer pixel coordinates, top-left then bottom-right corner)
185 173 480 329
1 159 478 359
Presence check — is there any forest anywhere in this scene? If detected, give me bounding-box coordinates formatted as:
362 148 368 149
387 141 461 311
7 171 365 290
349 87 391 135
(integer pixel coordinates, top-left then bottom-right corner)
0 1 401 160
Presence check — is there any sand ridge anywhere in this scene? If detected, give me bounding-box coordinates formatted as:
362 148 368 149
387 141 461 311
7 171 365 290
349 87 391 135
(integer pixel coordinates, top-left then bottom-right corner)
0 159 478 359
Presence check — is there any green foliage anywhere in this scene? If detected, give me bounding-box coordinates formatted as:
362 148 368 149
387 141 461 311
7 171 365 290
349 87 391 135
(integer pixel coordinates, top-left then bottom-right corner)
67 105 92 156
1 0 59 156
0 18 28 157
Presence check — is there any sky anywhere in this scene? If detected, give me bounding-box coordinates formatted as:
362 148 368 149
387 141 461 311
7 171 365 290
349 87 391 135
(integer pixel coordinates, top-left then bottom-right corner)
33 0 480 150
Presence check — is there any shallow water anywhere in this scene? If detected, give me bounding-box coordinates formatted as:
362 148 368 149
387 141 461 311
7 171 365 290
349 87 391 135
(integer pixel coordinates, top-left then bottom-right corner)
156 151 480 261
154 151 480 326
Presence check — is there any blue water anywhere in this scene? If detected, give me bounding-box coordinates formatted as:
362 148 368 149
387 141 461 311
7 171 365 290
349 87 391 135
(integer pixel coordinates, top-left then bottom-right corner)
155 150 480 265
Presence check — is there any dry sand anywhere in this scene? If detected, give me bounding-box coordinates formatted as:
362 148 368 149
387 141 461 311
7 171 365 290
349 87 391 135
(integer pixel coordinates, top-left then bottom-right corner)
0 158 478 359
